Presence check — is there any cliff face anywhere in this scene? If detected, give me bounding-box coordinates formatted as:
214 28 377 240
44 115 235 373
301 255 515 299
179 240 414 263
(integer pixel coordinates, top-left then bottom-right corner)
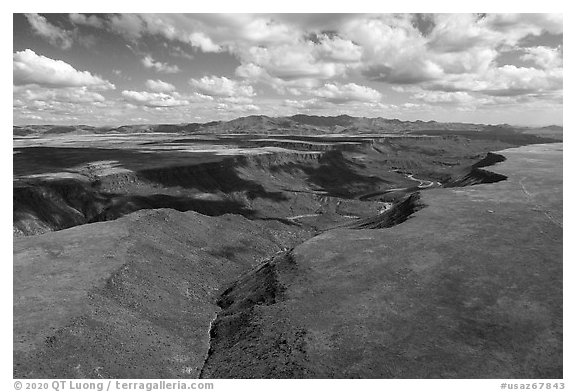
14 136 519 237
444 152 508 187
13 151 324 237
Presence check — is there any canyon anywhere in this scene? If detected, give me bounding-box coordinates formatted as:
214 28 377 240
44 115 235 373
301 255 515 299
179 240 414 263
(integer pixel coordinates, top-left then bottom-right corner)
13 116 563 378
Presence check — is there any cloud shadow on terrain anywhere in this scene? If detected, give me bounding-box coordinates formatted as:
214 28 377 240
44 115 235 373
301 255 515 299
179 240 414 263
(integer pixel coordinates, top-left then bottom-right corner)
135 159 288 202
89 193 258 222
13 147 222 177
271 150 383 198
13 179 267 235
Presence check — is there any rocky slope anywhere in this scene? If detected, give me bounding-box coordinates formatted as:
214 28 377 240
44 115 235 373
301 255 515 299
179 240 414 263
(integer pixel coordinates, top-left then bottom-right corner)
14 209 313 378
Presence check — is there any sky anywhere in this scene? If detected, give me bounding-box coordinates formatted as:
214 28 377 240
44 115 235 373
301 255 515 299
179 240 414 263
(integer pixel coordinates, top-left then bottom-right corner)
12 13 563 126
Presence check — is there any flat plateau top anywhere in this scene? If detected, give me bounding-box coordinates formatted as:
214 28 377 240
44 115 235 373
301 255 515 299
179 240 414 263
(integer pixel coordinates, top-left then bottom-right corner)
272 143 563 377
201 143 563 378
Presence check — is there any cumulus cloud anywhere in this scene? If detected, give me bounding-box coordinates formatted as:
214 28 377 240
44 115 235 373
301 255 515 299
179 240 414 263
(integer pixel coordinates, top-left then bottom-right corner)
69 13 104 28
520 46 563 69
215 102 260 113
188 32 221 52
341 15 443 84
25 13 73 50
427 14 561 53
14 13 564 124
226 30 362 86
338 13 564 92
237 39 356 82
412 90 476 104
314 34 363 63
65 13 563 103
235 63 322 96
13 49 115 89
121 90 189 107
312 83 382 103
484 13 562 38
235 63 267 79
122 89 212 108
13 85 118 125
189 76 255 98
427 65 562 97
14 85 106 104
141 55 180 74
362 61 444 84
479 65 563 96
82 14 359 83
65 13 563 92
107 13 145 39
145 79 176 93
229 15 296 44
283 98 328 110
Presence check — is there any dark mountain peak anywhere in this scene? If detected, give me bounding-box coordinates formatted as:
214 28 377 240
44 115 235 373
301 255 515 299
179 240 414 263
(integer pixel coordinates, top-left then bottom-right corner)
289 114 355 127
14 114 562 137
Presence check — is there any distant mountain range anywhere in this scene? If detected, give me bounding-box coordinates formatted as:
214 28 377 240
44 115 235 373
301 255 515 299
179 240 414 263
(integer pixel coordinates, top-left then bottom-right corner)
13 114 563 139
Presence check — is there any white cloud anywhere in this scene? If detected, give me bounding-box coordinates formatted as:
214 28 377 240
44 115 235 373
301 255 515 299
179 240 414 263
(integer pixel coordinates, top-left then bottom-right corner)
141 55 180 74
433 47 497 75
484 13 563 38
230 15 296 44
428 14 561 53
13 49 115 89
14 13 563 125
90 14 357 84
221 96 254 105
283 98 328 110
521 46 563 69
189 76 255 98
14 85 106 104
315 34 363 63
75 13 562 95
339 13 563 93
235 63 267 79
412 90 476 104
312 83 382 103
480 65 563 96
240 44 348 81
134 14 297 48
235 63 321 95
121 89 212 108
145 79 176 93
188 32 221 52
121 90 188 107
107 14 145 39
25 13 73 50
216 102 260 113
342 15 443 84
69 13 104 28
428 65 562 97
